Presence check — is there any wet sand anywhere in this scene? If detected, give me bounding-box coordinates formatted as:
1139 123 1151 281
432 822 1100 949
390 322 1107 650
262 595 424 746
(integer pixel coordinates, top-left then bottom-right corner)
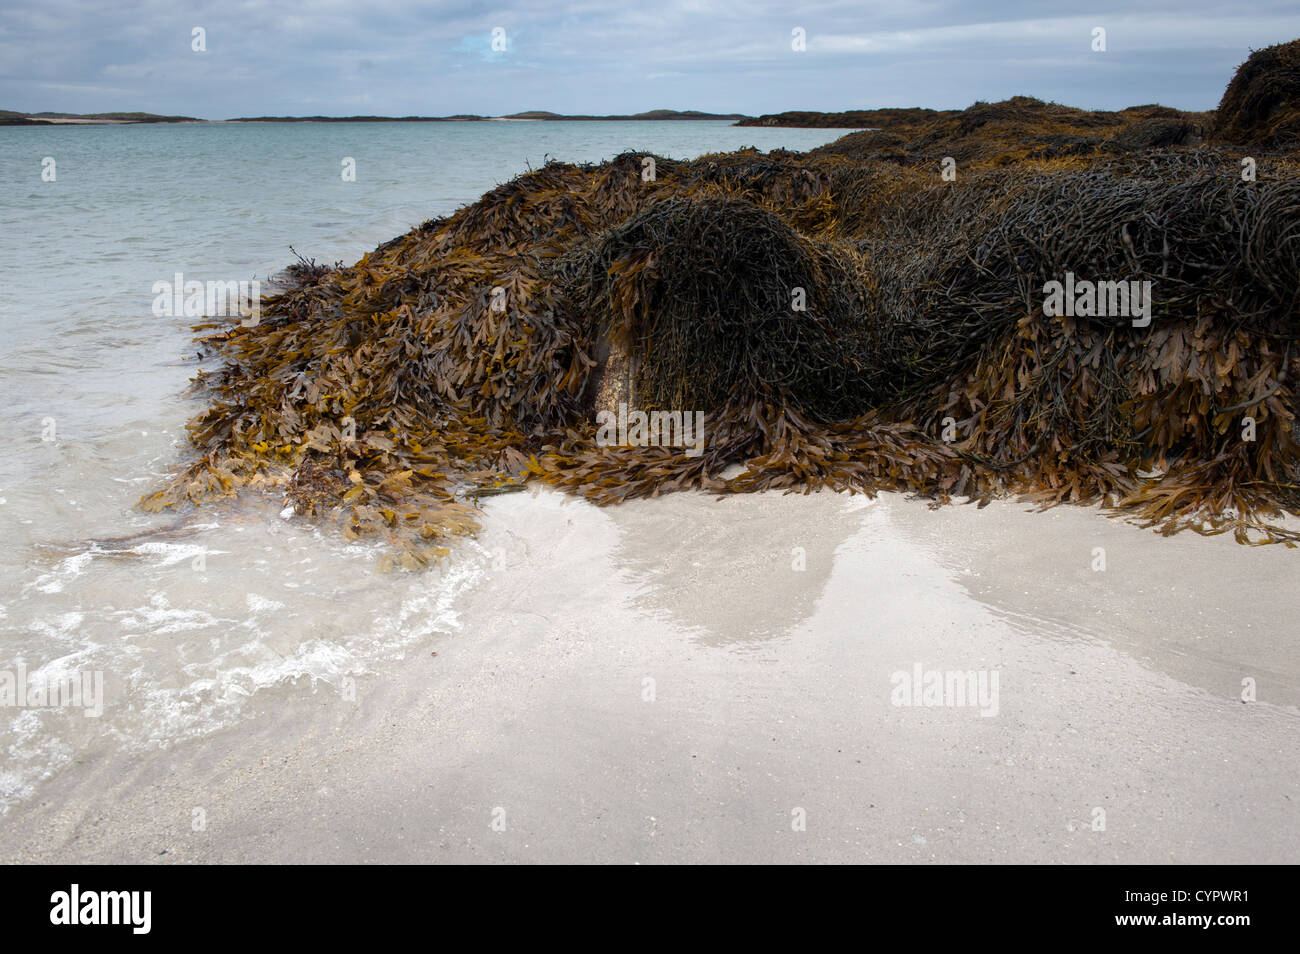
0 489 1296 863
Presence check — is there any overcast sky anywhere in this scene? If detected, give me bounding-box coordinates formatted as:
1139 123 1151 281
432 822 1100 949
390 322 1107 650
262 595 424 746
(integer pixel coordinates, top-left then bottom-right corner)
3 0 1299 118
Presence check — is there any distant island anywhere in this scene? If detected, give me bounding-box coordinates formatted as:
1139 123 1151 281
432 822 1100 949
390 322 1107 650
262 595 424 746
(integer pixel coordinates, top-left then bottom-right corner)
1 108 751 126
0 106 939 128
228 109 750 122
0 109 201 125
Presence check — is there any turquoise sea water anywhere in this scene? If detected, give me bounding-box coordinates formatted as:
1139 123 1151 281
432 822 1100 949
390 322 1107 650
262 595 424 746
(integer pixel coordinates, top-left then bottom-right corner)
0 120 853 809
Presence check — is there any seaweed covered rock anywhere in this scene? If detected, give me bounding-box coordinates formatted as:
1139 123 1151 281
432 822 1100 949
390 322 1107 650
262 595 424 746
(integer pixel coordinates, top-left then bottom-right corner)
145 53 1300 562
805 94 1234 169
1109 117 1201 151
1213 39 1300 149
557 196 879 421
809 96 1205 168
862 159 1300 526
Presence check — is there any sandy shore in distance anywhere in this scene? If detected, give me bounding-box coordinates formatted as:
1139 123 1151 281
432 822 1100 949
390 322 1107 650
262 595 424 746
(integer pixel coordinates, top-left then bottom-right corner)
0 488 1296 863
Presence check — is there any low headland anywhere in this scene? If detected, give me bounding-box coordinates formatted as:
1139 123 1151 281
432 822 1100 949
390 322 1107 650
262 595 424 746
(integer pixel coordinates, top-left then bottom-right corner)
0 108 749 125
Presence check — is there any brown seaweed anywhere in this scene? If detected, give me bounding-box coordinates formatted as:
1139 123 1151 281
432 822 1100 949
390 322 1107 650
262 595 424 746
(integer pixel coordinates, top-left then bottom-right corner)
143 49 1300 563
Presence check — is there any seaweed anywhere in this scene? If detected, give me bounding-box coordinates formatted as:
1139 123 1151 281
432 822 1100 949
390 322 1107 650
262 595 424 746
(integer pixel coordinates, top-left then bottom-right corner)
1213 39 1300 150
143 46 1300 562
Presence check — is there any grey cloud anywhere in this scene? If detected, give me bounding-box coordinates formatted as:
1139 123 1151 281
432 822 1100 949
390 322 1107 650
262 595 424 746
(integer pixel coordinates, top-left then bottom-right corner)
0 0 1297 117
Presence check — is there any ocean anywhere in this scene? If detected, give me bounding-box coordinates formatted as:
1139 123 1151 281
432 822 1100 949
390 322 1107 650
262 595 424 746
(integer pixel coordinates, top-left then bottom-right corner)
0 120 853 811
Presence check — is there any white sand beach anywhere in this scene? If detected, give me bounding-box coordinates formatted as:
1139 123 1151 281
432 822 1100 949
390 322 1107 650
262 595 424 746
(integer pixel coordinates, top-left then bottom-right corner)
0 489 1295 864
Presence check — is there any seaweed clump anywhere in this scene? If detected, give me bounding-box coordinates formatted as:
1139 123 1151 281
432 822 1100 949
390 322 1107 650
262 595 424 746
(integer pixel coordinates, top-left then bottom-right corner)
558 196 880 420
1213 39 1300 150
145 46 1300 563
